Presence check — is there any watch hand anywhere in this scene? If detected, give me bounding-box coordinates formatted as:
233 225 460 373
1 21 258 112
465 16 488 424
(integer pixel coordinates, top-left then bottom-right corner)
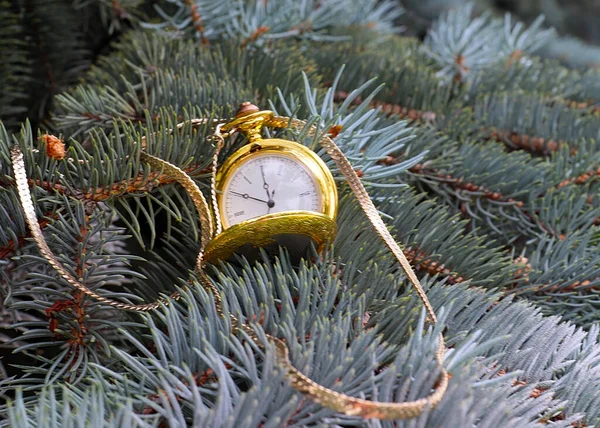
260 165 272 201
260 165 277 214
231 191 269 204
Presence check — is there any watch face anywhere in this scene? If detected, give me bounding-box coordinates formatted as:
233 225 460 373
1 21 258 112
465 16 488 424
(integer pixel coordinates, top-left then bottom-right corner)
222 153 322 227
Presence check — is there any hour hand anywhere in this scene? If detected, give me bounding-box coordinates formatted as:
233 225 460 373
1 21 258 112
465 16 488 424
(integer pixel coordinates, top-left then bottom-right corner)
231 191 269 204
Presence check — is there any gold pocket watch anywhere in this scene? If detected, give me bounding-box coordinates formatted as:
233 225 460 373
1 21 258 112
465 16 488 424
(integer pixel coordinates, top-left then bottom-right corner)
204 103 338 262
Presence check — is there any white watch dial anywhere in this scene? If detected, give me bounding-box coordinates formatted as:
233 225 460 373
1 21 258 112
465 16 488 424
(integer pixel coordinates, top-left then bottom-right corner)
222 154 322 227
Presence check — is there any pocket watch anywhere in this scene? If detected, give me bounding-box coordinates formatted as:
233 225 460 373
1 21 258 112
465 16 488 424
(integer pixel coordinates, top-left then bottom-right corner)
204 103 338 263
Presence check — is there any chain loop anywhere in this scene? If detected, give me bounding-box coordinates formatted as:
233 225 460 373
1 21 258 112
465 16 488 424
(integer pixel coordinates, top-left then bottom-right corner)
10 113 448 420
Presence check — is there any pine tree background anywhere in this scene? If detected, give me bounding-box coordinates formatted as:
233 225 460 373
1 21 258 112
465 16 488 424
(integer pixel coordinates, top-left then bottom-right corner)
2 0 600 425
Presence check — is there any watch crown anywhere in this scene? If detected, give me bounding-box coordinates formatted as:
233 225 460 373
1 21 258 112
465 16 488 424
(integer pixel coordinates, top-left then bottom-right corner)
236 102 260 118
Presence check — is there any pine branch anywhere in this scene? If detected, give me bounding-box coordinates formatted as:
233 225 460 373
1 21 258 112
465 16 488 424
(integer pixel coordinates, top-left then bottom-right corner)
147 0 403 44
423 4 555 83
334 90 438 123
408 163 525 208
474 92 600 156
0 3 30 129
5 2 600 424
82 164 211 202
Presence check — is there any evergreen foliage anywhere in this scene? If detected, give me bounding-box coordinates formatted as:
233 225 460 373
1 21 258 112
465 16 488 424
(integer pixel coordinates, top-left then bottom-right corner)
2 0 600 426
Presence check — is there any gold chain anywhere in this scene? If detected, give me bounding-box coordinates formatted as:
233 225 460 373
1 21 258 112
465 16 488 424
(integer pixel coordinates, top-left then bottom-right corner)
10 114 448 420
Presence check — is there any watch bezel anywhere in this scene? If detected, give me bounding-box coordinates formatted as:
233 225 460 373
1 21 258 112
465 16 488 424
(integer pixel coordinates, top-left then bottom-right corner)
215 138 338 229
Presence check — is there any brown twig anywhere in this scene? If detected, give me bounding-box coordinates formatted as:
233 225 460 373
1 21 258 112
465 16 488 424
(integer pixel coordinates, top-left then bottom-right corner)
511 378 549 399
184 0 209 45
505 50 523 68
489 129 561 155
557 167 600 189
69 218 90 346
142 364 231 416
241 26 270 48
510 373 583 425
534 279 598 294
403 246 464 284
45 217 90 346
564 98 600 115
373 100 437 122
83 165 209 201
46 299 76 335
0 217 52 260
1 163 207 204
454 54 470 82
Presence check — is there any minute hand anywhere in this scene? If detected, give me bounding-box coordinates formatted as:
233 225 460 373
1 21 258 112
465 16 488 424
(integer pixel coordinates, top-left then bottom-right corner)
231 191 269 204
260 165 272 200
